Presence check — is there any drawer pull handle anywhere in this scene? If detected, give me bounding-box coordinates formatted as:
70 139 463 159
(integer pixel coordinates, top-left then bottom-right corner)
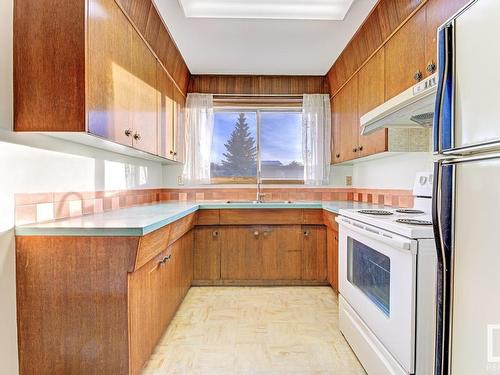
159 254 172 266
303 231 310 237
212 231 219 238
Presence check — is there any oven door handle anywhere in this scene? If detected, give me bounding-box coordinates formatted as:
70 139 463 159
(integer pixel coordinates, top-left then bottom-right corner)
336 217 414 253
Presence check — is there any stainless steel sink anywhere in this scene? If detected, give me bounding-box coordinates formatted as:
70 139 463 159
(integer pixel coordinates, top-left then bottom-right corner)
225 200 293 204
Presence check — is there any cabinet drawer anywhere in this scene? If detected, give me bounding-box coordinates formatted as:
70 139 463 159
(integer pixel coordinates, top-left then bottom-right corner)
303 209 324 224
196 209 220 225
134 225 171 271
219 209 303 225
168 212 196 246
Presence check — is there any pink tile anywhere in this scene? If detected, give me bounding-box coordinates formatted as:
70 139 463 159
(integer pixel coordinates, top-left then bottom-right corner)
15 193 53 206
15 205 37 225
94 199 103 213
112 197 120 210
54 201 70 220
69 200 82 217
82 199 95 215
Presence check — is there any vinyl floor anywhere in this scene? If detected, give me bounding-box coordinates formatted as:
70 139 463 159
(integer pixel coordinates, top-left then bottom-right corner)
142 286 365 375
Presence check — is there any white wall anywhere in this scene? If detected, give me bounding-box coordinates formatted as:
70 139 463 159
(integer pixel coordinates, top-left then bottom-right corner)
352 152 433 189
0 2 164 373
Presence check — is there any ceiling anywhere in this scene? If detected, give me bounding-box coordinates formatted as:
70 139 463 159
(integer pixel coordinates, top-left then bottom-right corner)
154 0 378 75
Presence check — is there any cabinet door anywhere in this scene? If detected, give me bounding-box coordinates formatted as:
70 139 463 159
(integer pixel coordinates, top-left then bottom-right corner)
87 0 132 146
358 48 388 157
157 63 175 160
302 225 327 281
385 8 426 100
424 0 469 78
194 226 221 281
130 28 157 154
326 228 339 291
330 97 342 164
261 225 302 280
331 75 358 164
173 88 186 163
221 226 261 280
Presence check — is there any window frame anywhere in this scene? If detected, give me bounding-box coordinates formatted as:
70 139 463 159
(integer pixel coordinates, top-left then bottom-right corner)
211 106 304 185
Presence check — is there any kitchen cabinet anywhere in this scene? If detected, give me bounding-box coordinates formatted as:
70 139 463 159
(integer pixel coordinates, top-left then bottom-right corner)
357 48 387 158
302 225 327 281
16 218 194 375
331 75 359 164
424 0 469 78
14 0 188 163
384 8 426 100
193 226 221 281
326 228 339 291
221 226 262 280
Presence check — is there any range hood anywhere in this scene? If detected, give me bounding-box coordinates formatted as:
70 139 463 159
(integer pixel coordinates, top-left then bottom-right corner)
361 73 437 135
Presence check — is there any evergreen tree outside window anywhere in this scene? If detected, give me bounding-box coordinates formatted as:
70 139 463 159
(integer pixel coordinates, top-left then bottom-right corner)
210 109 304 183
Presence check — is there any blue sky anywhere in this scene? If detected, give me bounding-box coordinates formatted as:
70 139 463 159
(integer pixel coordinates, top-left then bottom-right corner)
211 111 302 164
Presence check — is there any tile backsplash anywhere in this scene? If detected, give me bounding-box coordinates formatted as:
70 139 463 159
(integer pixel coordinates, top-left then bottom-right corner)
14 187 414 226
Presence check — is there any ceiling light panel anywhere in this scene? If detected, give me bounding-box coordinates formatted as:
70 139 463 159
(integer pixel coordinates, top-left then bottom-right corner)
178 0 355 21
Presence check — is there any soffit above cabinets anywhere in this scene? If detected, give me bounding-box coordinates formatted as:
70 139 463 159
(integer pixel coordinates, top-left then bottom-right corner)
154 0 378 75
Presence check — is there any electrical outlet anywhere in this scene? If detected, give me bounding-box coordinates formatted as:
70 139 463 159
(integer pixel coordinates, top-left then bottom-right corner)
177 175 184 185
346 176 352 186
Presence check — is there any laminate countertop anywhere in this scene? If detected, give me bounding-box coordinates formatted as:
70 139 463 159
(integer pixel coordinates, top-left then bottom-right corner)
15 200 383 237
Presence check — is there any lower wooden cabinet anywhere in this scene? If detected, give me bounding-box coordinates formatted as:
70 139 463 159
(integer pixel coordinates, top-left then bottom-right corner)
194 224 327 285
326 228 339 292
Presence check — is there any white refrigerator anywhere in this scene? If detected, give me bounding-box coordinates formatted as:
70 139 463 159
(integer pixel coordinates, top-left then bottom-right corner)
433 1 500 374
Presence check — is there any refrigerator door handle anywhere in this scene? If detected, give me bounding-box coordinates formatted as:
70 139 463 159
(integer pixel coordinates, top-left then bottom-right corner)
434 22 455 154
432 161 455 375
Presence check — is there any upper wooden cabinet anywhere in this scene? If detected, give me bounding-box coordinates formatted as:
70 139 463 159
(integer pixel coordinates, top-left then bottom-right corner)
14 0 188 163
331 75 358 164
384 8 426 100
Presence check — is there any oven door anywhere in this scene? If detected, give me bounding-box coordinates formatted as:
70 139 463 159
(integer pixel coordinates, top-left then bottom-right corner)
337 216 418 373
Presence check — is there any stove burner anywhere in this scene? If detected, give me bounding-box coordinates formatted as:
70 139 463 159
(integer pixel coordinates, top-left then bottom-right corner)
395 209 425 214
396 219 432 226
358 209 393 216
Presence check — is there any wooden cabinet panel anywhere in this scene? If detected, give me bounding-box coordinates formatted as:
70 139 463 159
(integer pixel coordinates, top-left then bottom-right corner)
135 223 171 270
157 62 175 159
261 225 302 280
326 228 339 292
385 8 426 100
194 226 221 281
168 212 196 246
219 209 303 225
173 87 186 163
196 209 220 225
331 75 359 164
130 27 157 154
302 225 327 281
357 48 388 157
424 0 469 77
303 209 324 224
87 0 133 145
221 226 261 280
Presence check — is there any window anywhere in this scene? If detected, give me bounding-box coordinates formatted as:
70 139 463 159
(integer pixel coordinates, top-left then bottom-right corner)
210 109 303 184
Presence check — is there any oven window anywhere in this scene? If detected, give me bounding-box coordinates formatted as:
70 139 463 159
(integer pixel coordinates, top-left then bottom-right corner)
347 238 391 316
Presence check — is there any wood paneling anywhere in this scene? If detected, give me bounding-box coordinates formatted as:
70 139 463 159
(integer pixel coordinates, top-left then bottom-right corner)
168 212 196 245
193 227 221 281
357 48 388 157
157 61 175 159
384 7 426 100
301 226 327 281
196 209 220 225
326 0 424 96
14 0 86 131
16 236 138 375
303 209 325 224
188 75 328 95
322 211 338 232
219 209 303 225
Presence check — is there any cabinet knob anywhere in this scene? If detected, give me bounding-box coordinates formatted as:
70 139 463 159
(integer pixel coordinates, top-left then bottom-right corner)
353 147 358 152
414 70 423 82
212 231 219 238
133 132 141 141
359 146 364 151
263 231 268 236
159 254 171 266
169 150 174 155
303 230 310 237
173 152 177 156
336 153 340 158
124 129 132 137
426 61 436 74
253 231 259 236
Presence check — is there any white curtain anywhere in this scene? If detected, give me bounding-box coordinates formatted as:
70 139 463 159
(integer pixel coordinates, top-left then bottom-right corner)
302 94 331 185
183 94 214 185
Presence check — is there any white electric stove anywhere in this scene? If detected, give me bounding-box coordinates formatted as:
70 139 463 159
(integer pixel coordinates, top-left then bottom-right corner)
336 172 437 375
